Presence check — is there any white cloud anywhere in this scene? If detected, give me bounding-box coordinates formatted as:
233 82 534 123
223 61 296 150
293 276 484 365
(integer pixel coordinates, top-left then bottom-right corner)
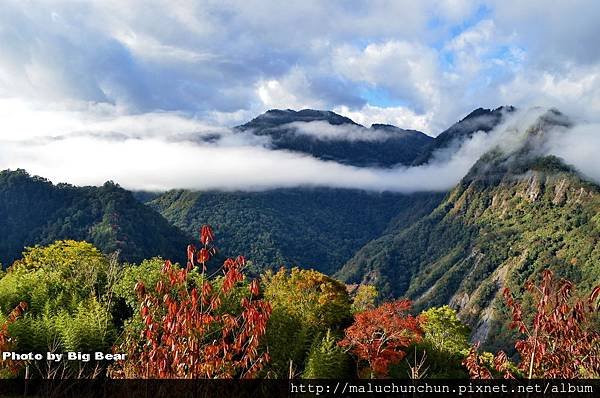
114 31 217 64
332 41 441 112
334 104 433 133
285 121 394 142
0 136 458 192
446 19 495 53
547 123 600 183
256 68 326 111
489 0 600 66
497 67 600 122
0 99 224 141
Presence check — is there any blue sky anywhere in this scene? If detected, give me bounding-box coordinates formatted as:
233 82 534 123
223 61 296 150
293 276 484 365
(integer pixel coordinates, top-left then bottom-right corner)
0 1 599 190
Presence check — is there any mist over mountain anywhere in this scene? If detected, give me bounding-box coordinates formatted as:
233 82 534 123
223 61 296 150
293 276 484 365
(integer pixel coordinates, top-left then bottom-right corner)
0 104 525 192
236 107 520 168
412 106 516 165
0 105 518 269
236 109 433 167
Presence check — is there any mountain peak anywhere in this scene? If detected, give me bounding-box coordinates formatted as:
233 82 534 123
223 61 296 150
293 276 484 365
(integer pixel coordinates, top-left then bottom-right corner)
463 108 576 185
411 105 516 165
461 105 515 123
370 123 411 132
239 109 359 131
235 108 433 167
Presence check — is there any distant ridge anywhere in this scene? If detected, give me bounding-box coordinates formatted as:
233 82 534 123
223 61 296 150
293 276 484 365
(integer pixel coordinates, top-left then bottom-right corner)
235 107 517 168
236 108 433 167
0 169 191 267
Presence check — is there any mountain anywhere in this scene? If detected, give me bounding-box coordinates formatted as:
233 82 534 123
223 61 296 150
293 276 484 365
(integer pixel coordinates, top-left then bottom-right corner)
412 106 516 165
1 107 515 270
237 107 516 169
139 106 521 275
148 188 444 275
336 109 600 351
236 109 433 167
0 169 191 267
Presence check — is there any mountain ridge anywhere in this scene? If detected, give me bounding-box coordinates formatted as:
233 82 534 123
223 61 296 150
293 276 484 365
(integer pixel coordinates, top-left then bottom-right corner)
335 109 600 351
0 169 191 267
236 108 433 167
236 106 516 168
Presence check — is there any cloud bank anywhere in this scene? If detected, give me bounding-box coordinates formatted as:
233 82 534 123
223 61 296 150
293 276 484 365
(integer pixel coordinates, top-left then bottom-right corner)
1 102 597 193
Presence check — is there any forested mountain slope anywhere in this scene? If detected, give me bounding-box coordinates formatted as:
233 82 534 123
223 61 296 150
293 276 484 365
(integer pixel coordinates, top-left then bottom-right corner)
149 188 444 275
337 110 600 351
0 169 191 267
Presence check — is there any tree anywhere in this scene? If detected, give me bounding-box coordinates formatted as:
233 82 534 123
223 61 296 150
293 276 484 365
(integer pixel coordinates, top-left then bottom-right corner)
351 285 378 314
464 270 600 379
262 268 351 328
110 225 272 379
261 267 352 377
339 299 422 378
0 241 117 379
303 329 352 379
419 306 470 354
391 305 470 379
0 240 110 314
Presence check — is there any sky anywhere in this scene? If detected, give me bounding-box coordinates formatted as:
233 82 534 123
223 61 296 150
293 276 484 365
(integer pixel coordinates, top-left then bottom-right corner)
1 0 600 191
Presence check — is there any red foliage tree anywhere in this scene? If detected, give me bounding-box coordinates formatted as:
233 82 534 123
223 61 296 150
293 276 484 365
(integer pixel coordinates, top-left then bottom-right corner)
339 299 422 378
465 270 600 379
0 302 27 376
110 225 272 379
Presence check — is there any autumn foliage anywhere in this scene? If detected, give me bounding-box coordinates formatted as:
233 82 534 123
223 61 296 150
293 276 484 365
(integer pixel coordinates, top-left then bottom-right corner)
339 299 422 378
464 269 600 379
0 302 27 376
110 225 272 378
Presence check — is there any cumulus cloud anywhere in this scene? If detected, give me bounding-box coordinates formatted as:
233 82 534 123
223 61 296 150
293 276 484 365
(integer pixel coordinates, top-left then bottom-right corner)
2 0 600 131
255 68 328 111
334 104 433 133
332 41 441 114
497 66 600 122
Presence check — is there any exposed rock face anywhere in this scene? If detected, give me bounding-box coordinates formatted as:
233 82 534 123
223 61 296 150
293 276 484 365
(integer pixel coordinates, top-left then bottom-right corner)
524 173 541 202
553 178 569 205
471 306 495 344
